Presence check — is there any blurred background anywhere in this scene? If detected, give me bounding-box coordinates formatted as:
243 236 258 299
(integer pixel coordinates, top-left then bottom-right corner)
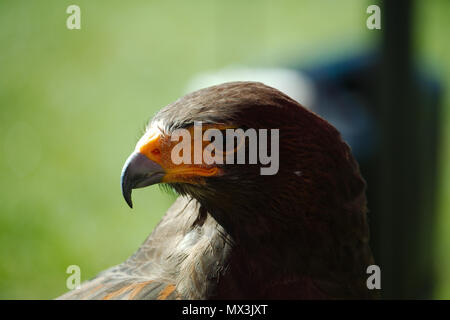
0 0 448 299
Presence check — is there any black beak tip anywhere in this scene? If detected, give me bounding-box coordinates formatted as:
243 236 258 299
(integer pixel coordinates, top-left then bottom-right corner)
123 190 133 209
122 189 133 209
122 189 134 209
121 169 134 209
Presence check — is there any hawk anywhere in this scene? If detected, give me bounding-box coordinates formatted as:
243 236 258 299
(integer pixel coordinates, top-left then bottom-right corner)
58 81 375 299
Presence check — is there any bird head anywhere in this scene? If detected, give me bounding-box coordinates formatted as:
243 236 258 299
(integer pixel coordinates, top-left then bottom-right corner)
121 81 366 238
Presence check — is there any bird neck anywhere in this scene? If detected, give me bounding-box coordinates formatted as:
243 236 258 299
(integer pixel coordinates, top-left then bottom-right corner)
199 198 306 271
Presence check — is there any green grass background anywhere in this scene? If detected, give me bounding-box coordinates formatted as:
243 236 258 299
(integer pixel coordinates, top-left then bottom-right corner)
0 0 448 299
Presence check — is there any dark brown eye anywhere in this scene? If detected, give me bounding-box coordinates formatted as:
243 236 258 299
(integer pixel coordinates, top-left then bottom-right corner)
151 148 161 156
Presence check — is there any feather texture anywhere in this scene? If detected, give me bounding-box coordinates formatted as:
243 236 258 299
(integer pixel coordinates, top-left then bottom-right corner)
58 82 375 300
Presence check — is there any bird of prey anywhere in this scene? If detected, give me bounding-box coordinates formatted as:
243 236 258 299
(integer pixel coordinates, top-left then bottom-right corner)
58 81 375 300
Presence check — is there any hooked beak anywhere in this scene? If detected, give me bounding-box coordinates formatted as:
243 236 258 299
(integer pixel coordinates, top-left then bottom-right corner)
120 152 165 208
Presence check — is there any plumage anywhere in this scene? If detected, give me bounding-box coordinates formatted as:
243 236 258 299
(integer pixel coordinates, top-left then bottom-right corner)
58 81 375 300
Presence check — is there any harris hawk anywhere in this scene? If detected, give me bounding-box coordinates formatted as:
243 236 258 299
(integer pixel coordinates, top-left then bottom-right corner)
58 81 375 300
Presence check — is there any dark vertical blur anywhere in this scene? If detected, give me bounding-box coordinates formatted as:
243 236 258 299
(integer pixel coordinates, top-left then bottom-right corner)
375 0 440 298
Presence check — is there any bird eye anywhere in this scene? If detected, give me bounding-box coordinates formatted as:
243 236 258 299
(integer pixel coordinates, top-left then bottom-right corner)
151 148 161 156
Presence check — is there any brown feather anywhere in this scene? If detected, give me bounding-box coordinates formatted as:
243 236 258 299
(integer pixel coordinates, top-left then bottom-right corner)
58 82 375 300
